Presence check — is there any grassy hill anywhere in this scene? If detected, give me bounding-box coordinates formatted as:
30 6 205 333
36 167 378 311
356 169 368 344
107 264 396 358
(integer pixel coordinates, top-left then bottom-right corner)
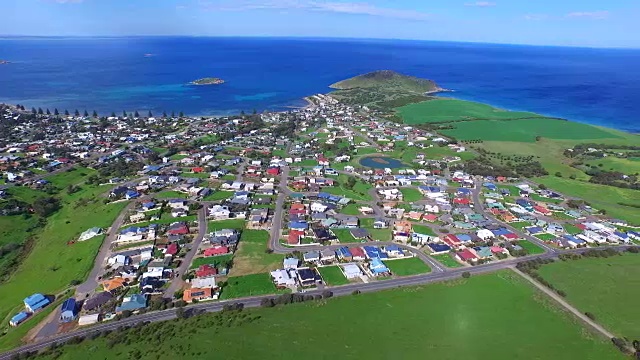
330 70 441 93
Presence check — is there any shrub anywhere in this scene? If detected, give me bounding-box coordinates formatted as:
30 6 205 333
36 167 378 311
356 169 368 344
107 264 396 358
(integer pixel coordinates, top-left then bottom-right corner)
461 271 471 279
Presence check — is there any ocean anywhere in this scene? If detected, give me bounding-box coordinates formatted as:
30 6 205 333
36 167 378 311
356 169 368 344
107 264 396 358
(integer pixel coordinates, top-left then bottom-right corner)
0 37 639 133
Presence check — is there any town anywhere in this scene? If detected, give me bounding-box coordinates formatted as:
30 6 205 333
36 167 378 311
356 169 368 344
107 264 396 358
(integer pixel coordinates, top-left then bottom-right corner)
0 96 639 353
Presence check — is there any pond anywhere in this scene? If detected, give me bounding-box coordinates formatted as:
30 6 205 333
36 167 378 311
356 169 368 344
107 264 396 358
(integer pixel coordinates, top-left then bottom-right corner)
359 156 406 169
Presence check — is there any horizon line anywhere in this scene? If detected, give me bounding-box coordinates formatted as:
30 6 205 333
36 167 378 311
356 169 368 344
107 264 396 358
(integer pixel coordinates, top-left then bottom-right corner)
0 34 638 51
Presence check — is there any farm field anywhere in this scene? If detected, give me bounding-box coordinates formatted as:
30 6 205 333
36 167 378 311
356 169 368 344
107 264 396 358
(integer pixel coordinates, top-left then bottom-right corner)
431 253 463 268
0 180 128 351
440 119 619 142
318 266 350 286
230 230 283 276
397 99 546 124
537 254 640 340
537 177 640 225
36 272 622 360
385 257 431 276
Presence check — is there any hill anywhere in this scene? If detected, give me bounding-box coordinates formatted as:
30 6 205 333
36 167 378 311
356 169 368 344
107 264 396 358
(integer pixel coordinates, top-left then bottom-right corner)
330 70 442 94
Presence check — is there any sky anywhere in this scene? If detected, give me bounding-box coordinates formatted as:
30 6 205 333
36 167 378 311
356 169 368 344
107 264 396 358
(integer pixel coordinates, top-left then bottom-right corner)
0 0 638 48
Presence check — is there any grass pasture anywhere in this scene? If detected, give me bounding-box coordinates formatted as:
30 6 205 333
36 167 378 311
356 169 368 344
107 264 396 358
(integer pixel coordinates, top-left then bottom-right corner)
538 253 640 340
230 230 283 276
220 273 285 300
397 99 546 124
35 272 621 360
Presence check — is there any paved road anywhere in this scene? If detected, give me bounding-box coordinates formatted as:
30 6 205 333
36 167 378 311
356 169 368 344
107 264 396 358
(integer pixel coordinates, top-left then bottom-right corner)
163 205 208 297
513 267 617 339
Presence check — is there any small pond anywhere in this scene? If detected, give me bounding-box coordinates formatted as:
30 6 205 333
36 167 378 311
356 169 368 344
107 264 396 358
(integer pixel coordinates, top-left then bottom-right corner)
359 156 406 169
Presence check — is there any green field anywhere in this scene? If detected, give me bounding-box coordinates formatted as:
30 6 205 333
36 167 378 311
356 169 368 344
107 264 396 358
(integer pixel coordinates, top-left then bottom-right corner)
0 179 128 350
385 257 431 276
538 254 640 340
441 118 619 142
411 224 437 236
518 240 546 255
318 266 350 286
207 219 246 232
189 254 234 270
431 253 463 268
231 230 283 276
339 203 362 216
535 233 558 241
154 191 188 199
360 218 392 241
400 188 423 202
585 157 640 175
331 228 361 244
323 175 373 201
564 224 583 235
397 99 546 124
36 272 621 360
537 177 640 225
220 273 284 300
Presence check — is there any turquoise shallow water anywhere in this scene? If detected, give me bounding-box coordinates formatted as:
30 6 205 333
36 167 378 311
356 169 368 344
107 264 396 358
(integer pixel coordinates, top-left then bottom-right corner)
0 37 639 133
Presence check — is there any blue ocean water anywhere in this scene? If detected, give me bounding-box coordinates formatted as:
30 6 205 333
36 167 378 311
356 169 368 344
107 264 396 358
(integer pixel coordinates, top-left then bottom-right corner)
0 37 639 133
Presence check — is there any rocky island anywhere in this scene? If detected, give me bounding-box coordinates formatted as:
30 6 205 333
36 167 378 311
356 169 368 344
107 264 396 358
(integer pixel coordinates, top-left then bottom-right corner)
190 77 225 85
330 70 445 94
0 60 10 65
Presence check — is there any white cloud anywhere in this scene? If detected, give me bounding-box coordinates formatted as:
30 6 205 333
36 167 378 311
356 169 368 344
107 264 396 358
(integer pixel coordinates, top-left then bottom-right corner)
566 11 609 19
464 1 496 7
200 0 431 20
524 14 549 21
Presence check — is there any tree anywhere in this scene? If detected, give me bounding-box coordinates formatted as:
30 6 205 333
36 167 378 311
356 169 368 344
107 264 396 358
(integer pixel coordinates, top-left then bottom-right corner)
37 107 43 115
46 108 50 115
64 109 70 116
134 110 139 118
31 107 37 115
461 271 471 279
122 110 127 118
171 111 175 118
554 172 562 177
54 108 59 116
83 110 89 117
148 110 153 118
32 197 61 217
111 112 116 117
92 110 98 118
162 111 167 118
175 307 187 319
179 111 184 117
74 109 80 116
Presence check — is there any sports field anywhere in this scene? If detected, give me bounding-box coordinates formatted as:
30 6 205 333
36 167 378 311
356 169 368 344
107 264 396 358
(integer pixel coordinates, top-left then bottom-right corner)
397 99 546 124
538 254 640 340
35 272 621 360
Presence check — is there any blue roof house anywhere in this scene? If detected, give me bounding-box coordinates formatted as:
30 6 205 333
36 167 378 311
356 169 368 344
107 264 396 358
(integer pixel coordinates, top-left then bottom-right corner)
60 298 78 323
369 258 390 275
289 221 308 230
115 294 147 313
9 312 29 327
24 293 50 313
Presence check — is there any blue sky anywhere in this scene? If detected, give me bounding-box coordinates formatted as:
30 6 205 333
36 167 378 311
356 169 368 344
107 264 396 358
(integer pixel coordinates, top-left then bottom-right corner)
1 0 638 47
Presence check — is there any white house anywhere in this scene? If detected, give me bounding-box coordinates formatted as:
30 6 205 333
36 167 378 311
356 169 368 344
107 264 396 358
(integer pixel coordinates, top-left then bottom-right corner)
476 229 494 240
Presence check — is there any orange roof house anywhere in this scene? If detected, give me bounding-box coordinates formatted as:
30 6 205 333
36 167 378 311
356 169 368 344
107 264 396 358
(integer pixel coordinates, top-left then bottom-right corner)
102 278 126 292
183 287 213 303
394 220 412 233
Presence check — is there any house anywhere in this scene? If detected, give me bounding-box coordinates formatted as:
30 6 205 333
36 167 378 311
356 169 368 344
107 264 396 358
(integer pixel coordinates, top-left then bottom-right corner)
373 218 388 229
303 251 320 263
385 244 405 257
369 258 390 276
476 229 494 240
297 268 320 287
456 249 477 262
350 247 366 261
24 293 50 313
336 247 353 261
83 292 114 311
203 246 229 257
59 298 78 323
10 312 29 327
271 269 297 288
283 257 300 269
427 243 451 254
208 205 231 220
321 249 336 262
183 287 215 303
195 264 218 278
341 263 363 279
167 222 189 235
350 228 369 240
115 294 147 313
102 278 126 292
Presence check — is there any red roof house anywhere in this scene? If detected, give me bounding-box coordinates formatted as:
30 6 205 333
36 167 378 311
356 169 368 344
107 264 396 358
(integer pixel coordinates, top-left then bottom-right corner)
443 234 461 247
166 243 179 256
349 247 366 260
456 248 477 262
533 205 552 216
192 167 205 173
167 224 189 235
288 230 305 245
289 203 308 216
266 167 281 176
195 264 218 278
454 198 471 205
203 246 229 257
424 214 438 222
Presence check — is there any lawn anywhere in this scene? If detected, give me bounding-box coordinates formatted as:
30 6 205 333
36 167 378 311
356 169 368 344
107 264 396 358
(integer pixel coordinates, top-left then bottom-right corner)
207 219 246 232
538 253 640 340
509 221 531 230
340 203 362 216
564 224 583 235
518 240 545 255
154 191 188 200
37 272 621 360
203 191 234 201
441 118 619 142
318 266 350 286
535 233 558 241
431 253 463 268
331 228 361 244
552 212 575 221
323 174 373 201
397 98 547 124
0 182 128 351
400 188 422 202
230 230 283 276
537 177 640 225
385 257 431 276
585 157 640 176
220 273 285 300
360 218 392 241
412 224 437 236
